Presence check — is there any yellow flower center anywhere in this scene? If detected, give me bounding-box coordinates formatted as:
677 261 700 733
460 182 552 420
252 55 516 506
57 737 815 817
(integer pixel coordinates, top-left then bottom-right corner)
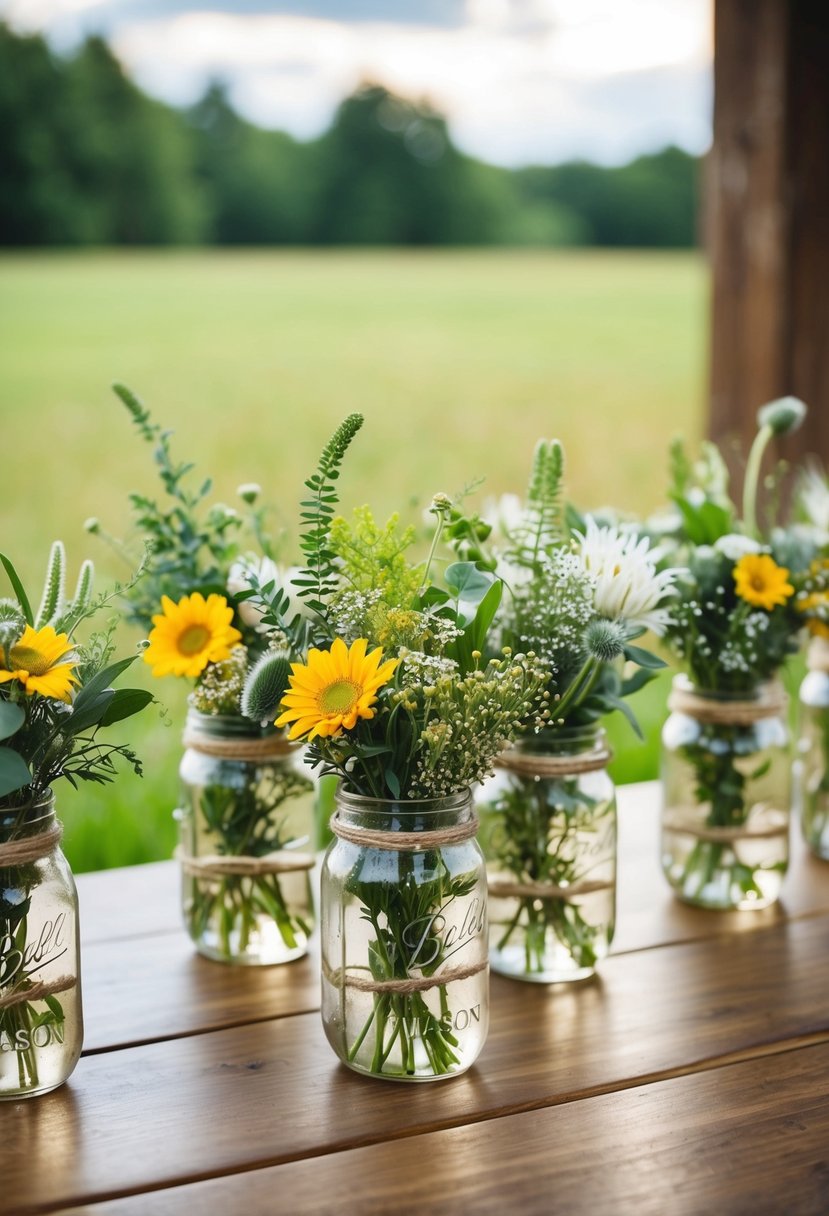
750 575 767 592
9 644 51 676
177 625 211 657
319 680 360 715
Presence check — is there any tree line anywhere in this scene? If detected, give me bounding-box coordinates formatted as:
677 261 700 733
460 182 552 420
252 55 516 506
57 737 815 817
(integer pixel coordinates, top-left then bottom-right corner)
0 24 700 248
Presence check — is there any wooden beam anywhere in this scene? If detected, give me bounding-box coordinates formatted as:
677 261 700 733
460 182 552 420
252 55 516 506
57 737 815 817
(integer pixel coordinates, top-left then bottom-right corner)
709 0 829 484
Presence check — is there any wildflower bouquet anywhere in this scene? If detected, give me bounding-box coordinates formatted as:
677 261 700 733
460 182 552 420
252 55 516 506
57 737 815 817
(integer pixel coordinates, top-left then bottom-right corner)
260 416 545 1078
656 397 821 906
0 544 151 1096
476 439 676 980
103 385 315 964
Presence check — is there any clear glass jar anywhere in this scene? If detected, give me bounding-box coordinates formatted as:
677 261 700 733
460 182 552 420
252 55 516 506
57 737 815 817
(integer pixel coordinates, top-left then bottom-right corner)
177 710 316 965
477 727 616 983
0 794 82 1099
661 676 790 909
798 638 829 861
321 787 488 1082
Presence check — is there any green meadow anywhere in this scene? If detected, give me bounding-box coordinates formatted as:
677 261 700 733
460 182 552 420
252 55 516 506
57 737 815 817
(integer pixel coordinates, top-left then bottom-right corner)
1 249 708 871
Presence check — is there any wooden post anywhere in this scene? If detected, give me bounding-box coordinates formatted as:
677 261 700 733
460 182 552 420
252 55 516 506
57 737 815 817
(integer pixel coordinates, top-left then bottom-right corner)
709 0 829 485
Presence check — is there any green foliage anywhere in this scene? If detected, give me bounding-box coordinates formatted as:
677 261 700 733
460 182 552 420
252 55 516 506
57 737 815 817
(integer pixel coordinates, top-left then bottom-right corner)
294 413 364 621
0 26 699 249
109 382 262 631
330 507 422 604
0 551 152 806
506 438 566 571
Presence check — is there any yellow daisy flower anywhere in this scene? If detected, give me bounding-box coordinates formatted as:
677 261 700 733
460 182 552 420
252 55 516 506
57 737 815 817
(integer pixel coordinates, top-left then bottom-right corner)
0 624 78 702
276 637 399 741
733 554 794 611
143 593 242 679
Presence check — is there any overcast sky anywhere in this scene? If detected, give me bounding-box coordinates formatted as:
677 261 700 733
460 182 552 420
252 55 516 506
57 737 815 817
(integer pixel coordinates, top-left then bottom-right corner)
2 0 713 167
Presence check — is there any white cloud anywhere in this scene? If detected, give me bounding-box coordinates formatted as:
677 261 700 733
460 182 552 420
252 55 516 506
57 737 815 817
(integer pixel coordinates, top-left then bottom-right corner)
0 0 713 165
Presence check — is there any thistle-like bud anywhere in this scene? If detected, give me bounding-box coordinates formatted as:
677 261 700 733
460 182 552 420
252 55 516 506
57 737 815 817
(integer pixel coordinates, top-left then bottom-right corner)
0 598 26 665
236 483 261 505
583 618 626 662
757 396 807 436
429 492 453 515
241 649 292 723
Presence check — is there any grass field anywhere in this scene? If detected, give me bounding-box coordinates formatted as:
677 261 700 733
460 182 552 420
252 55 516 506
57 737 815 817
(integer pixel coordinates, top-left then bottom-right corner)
0 249 708 871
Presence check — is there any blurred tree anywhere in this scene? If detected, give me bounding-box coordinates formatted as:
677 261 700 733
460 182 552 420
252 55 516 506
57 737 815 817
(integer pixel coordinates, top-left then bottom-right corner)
0 24 699 248
187 83 317 243
516 147 699 247
310 84 517 244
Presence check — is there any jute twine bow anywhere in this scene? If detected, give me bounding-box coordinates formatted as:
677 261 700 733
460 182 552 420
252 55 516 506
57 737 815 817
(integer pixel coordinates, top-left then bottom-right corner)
0 974 76 1012
181 729 294 762
0 822 63 866
488 877 613 901
495 746 613 778
176 846 315 879
662 806 789 844
322 956 487 995
667 680 788 726
808 637 829 674
329 813 479 852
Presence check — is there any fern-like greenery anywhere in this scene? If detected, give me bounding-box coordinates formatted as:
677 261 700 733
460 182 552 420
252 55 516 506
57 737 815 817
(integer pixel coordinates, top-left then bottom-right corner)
109 383 263 631
506 438 566 571
292 413 364 622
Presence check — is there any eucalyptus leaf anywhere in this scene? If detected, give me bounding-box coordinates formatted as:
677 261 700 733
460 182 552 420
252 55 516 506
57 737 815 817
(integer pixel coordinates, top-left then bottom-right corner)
444 562 496 626
0 701 25 742
0 746 31 798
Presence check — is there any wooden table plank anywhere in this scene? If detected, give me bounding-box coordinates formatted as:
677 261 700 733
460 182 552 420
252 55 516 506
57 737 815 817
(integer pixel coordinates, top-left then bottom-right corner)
76 784 829 956
72 782 829 1054
59 1041 829 1216
5 914 829 1214
80 935 321 1053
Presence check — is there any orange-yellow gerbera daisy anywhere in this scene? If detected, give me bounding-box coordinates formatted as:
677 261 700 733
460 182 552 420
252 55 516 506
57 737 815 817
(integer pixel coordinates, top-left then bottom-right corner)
0 624 78 702
276 637 398 741
733 554 794 611
143 593 242 679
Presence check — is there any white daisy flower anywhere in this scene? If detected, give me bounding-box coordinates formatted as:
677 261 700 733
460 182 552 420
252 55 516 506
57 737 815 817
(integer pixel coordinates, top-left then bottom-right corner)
713 533 763 561
575 517 678 635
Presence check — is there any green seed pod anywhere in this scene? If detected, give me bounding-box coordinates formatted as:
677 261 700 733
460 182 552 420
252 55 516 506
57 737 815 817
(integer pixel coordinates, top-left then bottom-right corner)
757 396 807 436
71 560 95 616
35 540 66 629
241 649 292 723
0 598 26 665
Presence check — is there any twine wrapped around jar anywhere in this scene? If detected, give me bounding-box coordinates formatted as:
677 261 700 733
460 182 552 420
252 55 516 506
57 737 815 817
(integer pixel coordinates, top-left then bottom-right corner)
495 745 613 778
667 680 788 726
181 728 294 762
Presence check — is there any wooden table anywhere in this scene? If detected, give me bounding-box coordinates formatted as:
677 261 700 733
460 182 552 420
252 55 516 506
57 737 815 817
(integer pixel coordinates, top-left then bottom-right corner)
4 782 829 1215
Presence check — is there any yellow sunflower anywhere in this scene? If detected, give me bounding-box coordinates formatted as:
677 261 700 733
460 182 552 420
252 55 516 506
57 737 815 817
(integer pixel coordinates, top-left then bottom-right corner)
0 624 78 702
276 637 398 741
143 593 242 679
733 554 794 611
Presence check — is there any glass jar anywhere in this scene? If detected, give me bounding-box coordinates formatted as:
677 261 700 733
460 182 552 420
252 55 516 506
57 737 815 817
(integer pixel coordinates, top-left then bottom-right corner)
477 727 616 983
321 787 488 1082
177 710 316 965
798 637 829 861
661 676 790 909
0 794 82 1099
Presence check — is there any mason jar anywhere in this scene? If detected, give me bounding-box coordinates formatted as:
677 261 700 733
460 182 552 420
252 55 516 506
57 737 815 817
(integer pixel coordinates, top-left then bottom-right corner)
477 727 616 983
661 676 790 909
321 787 488 1082
177 710 316 965
0 794 82 1099
798 637 829 861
